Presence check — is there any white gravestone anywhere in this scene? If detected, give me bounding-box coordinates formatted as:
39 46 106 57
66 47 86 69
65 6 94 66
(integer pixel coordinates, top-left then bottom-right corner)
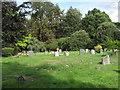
102 55 110 65
85 49 89 53
100 49 103 53
59 49 62 53
65 51 70 56
91 49 95 54
54 51 59 56
80 49 84 55
27 51 34 56
104 48 107 52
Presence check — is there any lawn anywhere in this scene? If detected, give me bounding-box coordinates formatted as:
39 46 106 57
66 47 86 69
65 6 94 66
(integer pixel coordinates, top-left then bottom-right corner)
2 51 119 88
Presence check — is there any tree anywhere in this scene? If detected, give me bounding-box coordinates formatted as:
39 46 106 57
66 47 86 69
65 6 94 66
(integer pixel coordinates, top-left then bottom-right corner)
60 6 82 37
82 8 111 46
68 30 91 51
2 1 31 47
96 22 118 44
29 2 63 43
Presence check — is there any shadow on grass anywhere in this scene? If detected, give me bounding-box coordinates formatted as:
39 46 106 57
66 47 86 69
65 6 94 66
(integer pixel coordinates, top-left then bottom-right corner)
113 70 120 73
2 61 108 88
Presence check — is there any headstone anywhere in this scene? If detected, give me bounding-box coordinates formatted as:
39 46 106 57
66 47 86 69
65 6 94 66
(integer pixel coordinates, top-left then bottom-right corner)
44 51 48 55
27 51 34 56
102 55 110 65
80 49 84 55
54 51 59 56
100 49 103 53
59 49 62 53
104 48 107 52
85 49 89 53
91 49 95 54
65 51 70 56
49 51 54 54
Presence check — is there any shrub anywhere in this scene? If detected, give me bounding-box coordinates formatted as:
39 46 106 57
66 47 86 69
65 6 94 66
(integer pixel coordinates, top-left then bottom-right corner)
46 39 59 51
68 30 91 51
58 37 70 51
2 48 14 57
94 45 102 53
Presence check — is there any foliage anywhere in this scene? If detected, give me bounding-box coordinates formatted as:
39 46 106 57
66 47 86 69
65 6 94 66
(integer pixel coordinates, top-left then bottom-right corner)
94 45 102 53
68 30 91 51
59 6 82 37
2 48 14 57
101 40 120 50
82 8 111 46
46 39 59 51
2 2 30 47
58 37 70 51
96 22 118 44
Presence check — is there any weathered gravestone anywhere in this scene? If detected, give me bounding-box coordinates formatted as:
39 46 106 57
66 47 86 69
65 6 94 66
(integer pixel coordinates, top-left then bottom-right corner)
54 51 59 56
102 55 110 65
80 49 84 55
27 51 34 56
91 49 95 54
100 49 103 53
65 51 70 56
85 49 89 53
49 51 54 54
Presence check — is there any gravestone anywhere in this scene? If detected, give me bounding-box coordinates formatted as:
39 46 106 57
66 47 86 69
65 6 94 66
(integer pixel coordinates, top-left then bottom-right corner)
100 49 103 53
49 51 54 54
102 55 110 65
80 49 84 55
85 49 89 53
44 51 48 55
27 51 34 56
91 49 95 54
54 51 59 56
65 51 70 56
104 48 107 52
59 49 62 53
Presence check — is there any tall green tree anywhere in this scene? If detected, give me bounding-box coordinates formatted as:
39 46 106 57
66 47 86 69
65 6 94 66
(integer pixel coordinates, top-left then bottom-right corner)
96 22 118 44
82 8 111 46
2 1 30 47
29 2 63 43
60 6 82 37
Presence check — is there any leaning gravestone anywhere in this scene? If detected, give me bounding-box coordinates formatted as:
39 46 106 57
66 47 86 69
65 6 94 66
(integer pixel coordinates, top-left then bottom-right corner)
102 55 110 65
85 49 89 53
100 49 103 53
80 49 84 55
91 49 95 54
27 51 34 56
54 51 59 56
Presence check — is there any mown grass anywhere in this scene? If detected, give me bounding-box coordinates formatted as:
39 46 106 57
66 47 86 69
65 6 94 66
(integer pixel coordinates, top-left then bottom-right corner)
2 51 119 88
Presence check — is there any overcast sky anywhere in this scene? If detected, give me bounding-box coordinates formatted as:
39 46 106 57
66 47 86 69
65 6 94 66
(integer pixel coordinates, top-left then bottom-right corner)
17 0 119 22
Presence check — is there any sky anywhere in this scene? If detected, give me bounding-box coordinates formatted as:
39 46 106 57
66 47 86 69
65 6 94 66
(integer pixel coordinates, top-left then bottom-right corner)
16 0 120 22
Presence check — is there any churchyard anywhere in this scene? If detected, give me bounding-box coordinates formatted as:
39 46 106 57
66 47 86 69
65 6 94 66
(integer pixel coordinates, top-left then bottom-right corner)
2 50 119 88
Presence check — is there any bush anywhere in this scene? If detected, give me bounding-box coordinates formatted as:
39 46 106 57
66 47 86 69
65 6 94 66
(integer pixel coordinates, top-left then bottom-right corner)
46 39 59 51
68 30 91 51
94 45 102 53
2 48 14 57
58 37 70 51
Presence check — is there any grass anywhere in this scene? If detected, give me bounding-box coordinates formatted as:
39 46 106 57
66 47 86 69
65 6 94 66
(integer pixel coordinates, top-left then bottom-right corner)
2 51 119 88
